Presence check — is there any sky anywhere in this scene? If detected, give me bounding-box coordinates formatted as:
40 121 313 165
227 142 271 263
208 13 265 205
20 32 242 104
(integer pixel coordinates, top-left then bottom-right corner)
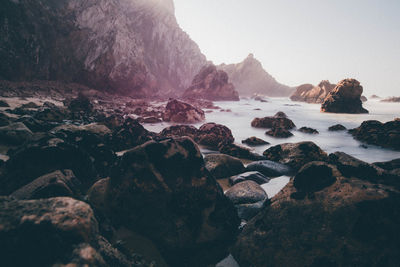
174 0 400 97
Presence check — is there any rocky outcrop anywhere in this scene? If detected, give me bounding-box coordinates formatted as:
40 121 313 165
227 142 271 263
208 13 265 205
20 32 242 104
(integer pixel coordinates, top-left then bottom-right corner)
162 99 205 123
251 112 296 129
218 54 293 97
90 137 240 266
196 123 234 149
232 161 400 267
349 119 400 150
290 80 336 103
0 0 207 96
321 79 368 113
183 64 239 101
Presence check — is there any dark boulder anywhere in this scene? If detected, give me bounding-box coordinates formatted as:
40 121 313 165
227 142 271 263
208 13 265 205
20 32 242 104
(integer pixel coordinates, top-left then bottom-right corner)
251 112 296 129
265 127 293 138
160 124 199 140
293 161 336 195
241 136 269 146
218 142 265 160
67 93 94 113
328 124 346 131
0 99 10 107
196 123 234 149
298 127 319 134
204 153 245 179
246 160 293 177
229 171 270 186
0 122 33 145
162 99 205 124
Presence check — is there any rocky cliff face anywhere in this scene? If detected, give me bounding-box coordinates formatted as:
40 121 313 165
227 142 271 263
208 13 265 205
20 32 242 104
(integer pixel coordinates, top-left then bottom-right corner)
218 54 294 97
290 80 336 103
0 0 207 97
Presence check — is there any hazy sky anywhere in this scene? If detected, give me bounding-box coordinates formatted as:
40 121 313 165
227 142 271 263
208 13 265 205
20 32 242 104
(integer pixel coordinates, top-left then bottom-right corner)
174 0 400 97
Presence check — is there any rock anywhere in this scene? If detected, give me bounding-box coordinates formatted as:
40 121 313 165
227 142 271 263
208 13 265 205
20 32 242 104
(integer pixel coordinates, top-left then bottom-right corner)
242 136 269 146
21 101 40 109
34 104 69 122
10 170 81 200
328 124 347 131
349 119 400 150
290 80 336 103
0 122 33 145
139 116 162 123
298 126 319 134
110 118 154 151
67 93 93 113
232 166 400 267
225 180 268 220
293 161 336 194
91 137 240 266
321 79 368 113
162 99 205 123
218 143 265 161
218 54 294 97
229 171 271 185
381 97 400 102
361 95 368 102
16 115 54 132
204 154 246 179
263 141 329 171
251 112 296 129
0 99 10 107
246 160 293 177
196 123 234 149
0 112 12 126
160 124 199 140
0 197 136 266
1 0 207 96
265 127 293 138
0 137 96 195
373 158 400 171
183 64 239 101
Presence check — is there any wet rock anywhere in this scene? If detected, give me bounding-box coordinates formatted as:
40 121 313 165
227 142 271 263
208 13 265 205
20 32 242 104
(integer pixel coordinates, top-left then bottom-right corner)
0 99 10 107
381 97 400 102
10 169 81 200
225 180 268 220
298 127 319 134
328 124 346 131
21 101 40 109
160 124 199 140
232 167 400 267
16 115 54 132
110 118 154 151
229 171 270 186
196 123 234 149
91 137 240 266
246 160 293 177
321 79 368 114
265 127 294 138
241 136 269 146
139 116 162 123
349 119 400 151
263 141 328 171
67 93 93 113
0 112 12 126
34 104 69 123
100 114 125 130
251 112 296 129
293 161 336 194
0 137 96 195
204 153 245 179
290 80 336 103
162 99 205 123
218 143 265 161
183 64 239 101
373 158 400 171
0 122 33 145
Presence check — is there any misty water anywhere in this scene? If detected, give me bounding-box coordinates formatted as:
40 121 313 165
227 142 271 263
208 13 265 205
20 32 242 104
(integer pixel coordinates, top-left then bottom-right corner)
145 97 400 163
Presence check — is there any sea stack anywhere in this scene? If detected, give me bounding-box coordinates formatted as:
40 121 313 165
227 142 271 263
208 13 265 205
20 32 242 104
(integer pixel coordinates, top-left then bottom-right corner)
321 79 368 114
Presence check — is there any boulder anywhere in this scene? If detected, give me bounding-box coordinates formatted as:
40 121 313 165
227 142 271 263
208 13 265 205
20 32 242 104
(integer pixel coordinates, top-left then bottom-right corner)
0 122 33 145
20 101 40 109
328 124 346 131
251 112 296 129
0 99 10 107
225 180 268 220
265 127 293 138
91 137 240 266
229 171 270 186
67 93 94 113
263 141 328 171
0 112 12 126
290 80 336 103
298 127 319 134
204 153 246 179
196 123 234 149
218 143 265 161
162 99 205 124
160 125 199 140
183 64 239 101
373 158 400 171
361 95 368 102
33 104 69 122
16 115 54 132
10 170 81 200
241 136 269 146
321 79 368 113
246 160 293 177
232 165 400 267
349 119 400 151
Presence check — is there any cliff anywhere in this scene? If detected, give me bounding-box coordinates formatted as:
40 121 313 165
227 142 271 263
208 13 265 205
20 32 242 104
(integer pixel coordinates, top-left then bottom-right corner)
290 80 336 103
218 54 294 97
0 0 207 97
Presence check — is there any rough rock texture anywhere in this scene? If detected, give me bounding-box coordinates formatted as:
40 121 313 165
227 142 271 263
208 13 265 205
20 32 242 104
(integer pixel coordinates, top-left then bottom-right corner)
91 137 240 266
263 141 329 171
160 124 199 140
251 112 296 129
241 136 269 146
162 99 205 124
321 79 368 114
290 80 336 103
204 154 245 179
265 127 293 138
183 64 239 101
298 126 319 134
328 124 346 131
196 123 234 149
0 0 207 96
232 163 400 267
246 160 292 177
218 143 265 161
349 119 400 151
0 197 139 267
0 122 33 145
218 54 293 97
229 171 270 186
293 161 336 195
